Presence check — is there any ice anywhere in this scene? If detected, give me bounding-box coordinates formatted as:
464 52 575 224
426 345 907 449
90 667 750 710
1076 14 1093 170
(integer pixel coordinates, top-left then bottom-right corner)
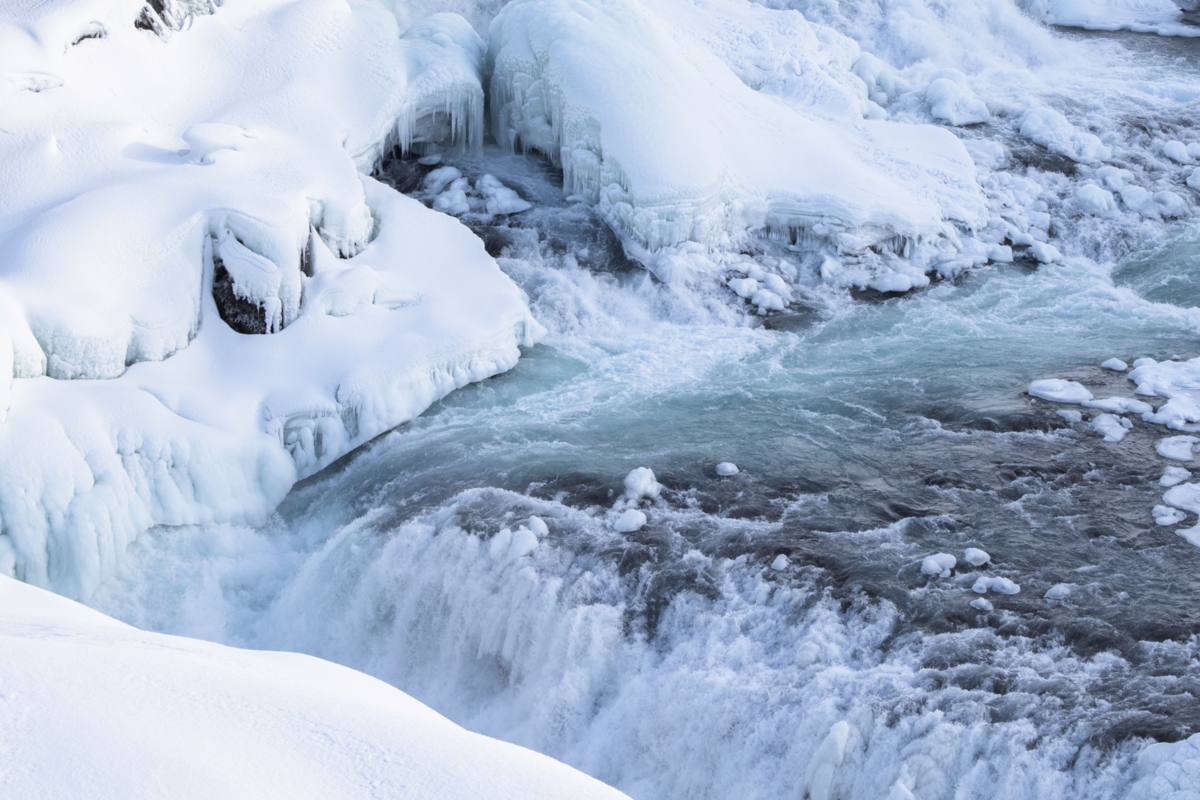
1153 504 1187 526
1126 732 1200 800
920 552 957 578
1043 583 1074 600
1030 0 1195 36
612 509 647 534
715 462 740 477
487 0 986 260
1028 379 1094 404
0 576 624 800
1085 396 1152 414
963 547 991 567
770 554 790 571
1162 482 1200 516
969 597 994 612
1076 184 1119 217
623 467 662 502
971 576 1021 595
1161 467 1193 487
1018 107 1112 165
1090 413 1132 442
1057 409 1084 423
1157 436 1199 461
0 0 543 597
1101 358 1129 372
924 72 989 126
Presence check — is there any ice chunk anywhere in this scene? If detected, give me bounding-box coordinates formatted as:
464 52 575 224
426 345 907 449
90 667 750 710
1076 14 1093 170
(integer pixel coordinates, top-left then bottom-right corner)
925 73 989 126
972 576 1020 595
969 598 994 612
1075 184 1118 217
1056 409 1083 423
477 174 533 216
1028 379 1093 404
1160 467 1192 487
1162 140 1192 164
1157 436 1199 461
1043 583 1074 600
920 552 957 578
612 509 647 533
1126 732 1200 800
770 554 790 571
1153 505 1187 526
1018 107 1111 165
1163 482 1200 515
527 515 550 538
1032 0 1186 35
1100 358 1128 372
623 467 662 502
963 547 991 567
1089 413 1132 442
715 462 740 476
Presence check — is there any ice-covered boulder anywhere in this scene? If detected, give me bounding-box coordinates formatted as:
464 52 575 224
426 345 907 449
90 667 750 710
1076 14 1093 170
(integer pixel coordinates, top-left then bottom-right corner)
487 0 986 257
0 0 541 597
0 576 626 800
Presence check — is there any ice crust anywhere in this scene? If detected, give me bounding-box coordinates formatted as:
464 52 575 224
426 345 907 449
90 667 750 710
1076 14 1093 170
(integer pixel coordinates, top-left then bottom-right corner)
0 576 625 800
0 0 540 597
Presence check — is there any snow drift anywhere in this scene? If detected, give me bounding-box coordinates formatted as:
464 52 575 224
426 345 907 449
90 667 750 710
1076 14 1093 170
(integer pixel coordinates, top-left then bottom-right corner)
0 0 540 597
0 576 625 800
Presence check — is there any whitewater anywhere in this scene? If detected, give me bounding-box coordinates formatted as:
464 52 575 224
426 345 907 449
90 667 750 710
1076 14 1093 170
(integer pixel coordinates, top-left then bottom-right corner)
3 0 1200 798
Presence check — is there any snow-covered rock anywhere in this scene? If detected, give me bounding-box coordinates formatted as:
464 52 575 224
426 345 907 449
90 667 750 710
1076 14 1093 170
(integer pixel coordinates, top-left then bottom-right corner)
0 0 541 598
488 0 986 257
0 576 625 800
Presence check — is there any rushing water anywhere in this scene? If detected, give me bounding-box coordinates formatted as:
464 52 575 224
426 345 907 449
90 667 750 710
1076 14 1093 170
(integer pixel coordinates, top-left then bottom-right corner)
87 17 1200 799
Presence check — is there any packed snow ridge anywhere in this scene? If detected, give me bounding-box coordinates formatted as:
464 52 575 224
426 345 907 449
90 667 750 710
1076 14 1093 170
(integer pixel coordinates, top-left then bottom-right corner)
0 0 540 597
0 576 625 800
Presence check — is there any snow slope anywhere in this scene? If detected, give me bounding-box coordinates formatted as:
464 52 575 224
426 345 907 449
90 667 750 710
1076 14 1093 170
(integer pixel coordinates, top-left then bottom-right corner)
0 0 539 597
487 0 987 258
0 576 626 800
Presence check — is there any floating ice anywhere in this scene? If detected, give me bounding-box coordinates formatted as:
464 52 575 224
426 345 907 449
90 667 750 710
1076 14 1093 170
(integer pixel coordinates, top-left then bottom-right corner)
972 576 1021 595
1018 107 1111 165
1057 409 1084 423
963 547 991 567
969 597 994 612
715 462 740 477
1043 583 1074 601
1160 467 1192 487
623 467 662 502
1157 436 1199 462
1090 413 1132 442
1028 379 1094 404
1100 358 1128 372
1126 732 1200 800
770 554 790 571
920 552 957 578
1031 0 1193 36
612 509 647 534
1153 505 1187 526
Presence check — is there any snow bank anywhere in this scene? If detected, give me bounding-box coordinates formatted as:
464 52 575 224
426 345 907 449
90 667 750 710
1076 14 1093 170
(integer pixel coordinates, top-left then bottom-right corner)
0 577 624 800
0 0 540 597
487 0 986 258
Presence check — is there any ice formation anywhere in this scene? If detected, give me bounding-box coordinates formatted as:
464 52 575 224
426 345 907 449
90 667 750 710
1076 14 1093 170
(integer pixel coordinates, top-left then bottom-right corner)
1028 0 1198 36
0 576 624 800
487 0 987 285
0 0 540 597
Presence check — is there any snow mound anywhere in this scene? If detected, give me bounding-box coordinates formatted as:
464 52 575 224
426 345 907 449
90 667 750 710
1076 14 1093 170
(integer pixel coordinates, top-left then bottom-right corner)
0 576 625 800
0 0 541 597
487 0 986 258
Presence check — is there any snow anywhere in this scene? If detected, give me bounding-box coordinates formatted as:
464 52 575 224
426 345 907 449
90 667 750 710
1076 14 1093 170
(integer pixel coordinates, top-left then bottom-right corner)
0 0 541 598
963 547 991 567
920 552 957 578
487 0 986 259
715 462 740 476
1028 379 1094 404
0 576 625 800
